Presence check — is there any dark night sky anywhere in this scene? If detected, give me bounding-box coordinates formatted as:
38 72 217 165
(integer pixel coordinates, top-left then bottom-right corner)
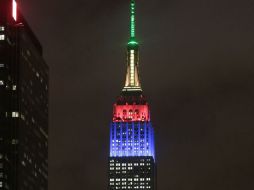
18 0 254 189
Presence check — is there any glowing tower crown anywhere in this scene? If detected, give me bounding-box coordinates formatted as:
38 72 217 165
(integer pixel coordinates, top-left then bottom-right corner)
109 0 155 159
108 1 156 189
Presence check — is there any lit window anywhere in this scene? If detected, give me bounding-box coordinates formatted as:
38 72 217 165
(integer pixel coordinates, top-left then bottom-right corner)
12 112 19 118
0 35 4 40
0 80 4 85
12 139 18 144
0 26 4 31
21 114 25 120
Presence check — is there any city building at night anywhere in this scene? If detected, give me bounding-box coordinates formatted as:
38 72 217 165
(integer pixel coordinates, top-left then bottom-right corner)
108 0 156 189
0 0 48 189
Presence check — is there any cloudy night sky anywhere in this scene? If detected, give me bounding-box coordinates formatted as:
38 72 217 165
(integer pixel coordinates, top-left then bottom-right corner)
19 0 254 189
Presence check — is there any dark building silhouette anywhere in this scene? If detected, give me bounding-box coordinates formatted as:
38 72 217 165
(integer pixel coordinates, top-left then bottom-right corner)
0 0 48 189
108 1 156 189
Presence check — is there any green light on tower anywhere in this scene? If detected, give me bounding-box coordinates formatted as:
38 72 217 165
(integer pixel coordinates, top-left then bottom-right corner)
128 0 138 46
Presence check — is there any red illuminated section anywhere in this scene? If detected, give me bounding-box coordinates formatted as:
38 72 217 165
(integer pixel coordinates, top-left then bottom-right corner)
113 104 150 122
12 0 17 21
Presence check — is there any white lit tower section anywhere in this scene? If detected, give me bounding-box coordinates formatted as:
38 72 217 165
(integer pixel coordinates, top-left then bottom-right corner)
108 1 156 190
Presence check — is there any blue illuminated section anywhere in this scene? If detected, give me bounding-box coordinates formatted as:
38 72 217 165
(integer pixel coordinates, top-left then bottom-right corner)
109 121 155 159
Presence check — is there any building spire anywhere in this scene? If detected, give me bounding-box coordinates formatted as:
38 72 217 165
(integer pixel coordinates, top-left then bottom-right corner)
128 0 138 46
123 0 142 93
130 0 136 39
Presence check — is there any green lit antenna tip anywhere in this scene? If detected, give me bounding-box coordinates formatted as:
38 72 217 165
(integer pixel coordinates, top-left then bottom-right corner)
130 0 136 39
128 0 138 45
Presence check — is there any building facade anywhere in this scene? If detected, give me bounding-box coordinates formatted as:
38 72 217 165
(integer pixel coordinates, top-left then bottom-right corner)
0 0 48 189
108 1 156 189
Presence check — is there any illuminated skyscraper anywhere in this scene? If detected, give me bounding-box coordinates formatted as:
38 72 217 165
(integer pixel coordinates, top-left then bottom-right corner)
108 1 156 189
0 0 48 189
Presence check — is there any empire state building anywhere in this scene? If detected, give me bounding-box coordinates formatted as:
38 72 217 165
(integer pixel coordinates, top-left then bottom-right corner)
108 1 156 189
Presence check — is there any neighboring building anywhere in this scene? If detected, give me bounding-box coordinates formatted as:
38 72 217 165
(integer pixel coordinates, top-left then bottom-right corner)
0 0 48 189
108 0 156 189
